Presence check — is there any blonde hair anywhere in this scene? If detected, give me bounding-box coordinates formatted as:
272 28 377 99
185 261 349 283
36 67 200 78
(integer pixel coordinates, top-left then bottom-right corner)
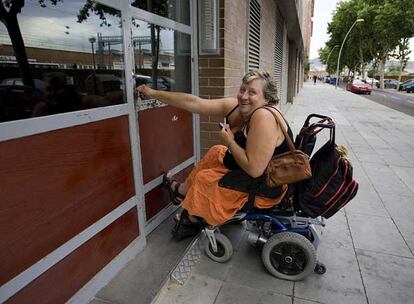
242 70 279 105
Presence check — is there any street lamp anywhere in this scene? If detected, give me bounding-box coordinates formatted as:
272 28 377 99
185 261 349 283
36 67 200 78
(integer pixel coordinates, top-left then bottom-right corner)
89 36 97 94
335 19 364 89
88 36 97 70
326 45 339 72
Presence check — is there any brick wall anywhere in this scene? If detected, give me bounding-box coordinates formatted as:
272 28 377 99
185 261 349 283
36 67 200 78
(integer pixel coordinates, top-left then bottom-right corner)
199 0 248 156
198 0 296 155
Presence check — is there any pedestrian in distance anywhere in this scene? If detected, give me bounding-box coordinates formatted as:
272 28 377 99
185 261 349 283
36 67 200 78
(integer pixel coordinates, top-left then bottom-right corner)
137 70 293 238
313 75 317 85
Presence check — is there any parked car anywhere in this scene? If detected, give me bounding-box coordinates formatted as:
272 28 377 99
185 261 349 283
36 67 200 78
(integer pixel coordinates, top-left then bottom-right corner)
0 78 46 91
376 79 400 89
346 79 372 94
405 82 414 93
398 79 414 91
325 76 331 83
363 77 379 87
329 77 337 85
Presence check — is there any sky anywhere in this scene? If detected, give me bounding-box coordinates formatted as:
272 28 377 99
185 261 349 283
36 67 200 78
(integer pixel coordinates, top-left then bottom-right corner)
310 0 414 61
0 1 175 54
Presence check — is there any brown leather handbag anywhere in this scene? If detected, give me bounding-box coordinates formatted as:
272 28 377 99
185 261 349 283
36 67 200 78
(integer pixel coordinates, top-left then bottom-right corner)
263 107 312 187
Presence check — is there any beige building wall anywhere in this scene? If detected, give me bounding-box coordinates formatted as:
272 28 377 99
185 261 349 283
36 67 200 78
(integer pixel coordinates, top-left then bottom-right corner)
198 0 311 155
199 0 249 156
259 0 277 75
280 23 290 113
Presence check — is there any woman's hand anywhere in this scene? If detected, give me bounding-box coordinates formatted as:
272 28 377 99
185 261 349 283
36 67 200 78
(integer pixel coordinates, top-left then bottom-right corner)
136 84 154 99
219 124 235 148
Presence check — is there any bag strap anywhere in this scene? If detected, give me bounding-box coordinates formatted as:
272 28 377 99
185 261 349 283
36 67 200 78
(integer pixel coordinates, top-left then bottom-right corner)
261 106 296 152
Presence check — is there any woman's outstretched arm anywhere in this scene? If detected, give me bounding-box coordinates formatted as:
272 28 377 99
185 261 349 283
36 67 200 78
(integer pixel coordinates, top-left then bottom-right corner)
137 85 236 117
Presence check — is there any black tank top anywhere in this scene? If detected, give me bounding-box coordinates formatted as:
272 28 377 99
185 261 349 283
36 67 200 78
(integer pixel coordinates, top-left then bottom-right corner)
223 105 293 170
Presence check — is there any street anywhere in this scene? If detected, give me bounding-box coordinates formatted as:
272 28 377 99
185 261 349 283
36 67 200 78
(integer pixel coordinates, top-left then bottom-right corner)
334 81 414 117
366 89 414 117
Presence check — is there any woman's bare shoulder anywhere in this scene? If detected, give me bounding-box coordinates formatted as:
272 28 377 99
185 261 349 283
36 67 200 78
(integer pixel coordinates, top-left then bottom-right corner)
250 107 287 131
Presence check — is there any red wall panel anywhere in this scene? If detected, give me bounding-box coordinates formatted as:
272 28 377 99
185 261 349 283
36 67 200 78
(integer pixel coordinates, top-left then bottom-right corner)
138 106 193 184
145 165 193 220
6 208 139 304
0 116 135 285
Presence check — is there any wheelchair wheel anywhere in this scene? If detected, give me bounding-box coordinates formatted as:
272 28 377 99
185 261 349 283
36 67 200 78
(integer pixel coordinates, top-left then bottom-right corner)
314 262 327 275
204 233 233 263
262 232 316 281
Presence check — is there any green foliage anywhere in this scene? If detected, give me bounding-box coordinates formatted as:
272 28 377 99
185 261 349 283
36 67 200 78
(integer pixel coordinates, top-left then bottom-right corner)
321 0 414 76
77 0 120 26
318 46 339 74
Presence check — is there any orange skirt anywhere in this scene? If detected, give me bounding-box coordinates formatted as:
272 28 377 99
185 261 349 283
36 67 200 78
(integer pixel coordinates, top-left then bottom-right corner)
182 145 287 226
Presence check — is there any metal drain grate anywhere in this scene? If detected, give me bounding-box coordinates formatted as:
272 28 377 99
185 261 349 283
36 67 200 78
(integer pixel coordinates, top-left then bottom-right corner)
170 236 202 285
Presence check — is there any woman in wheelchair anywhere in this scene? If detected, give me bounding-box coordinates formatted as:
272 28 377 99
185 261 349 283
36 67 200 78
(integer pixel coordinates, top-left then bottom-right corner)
137 70 293 238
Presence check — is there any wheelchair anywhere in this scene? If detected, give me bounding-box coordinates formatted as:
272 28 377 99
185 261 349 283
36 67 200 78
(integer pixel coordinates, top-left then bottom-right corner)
201 199 326 281
174 114 334 281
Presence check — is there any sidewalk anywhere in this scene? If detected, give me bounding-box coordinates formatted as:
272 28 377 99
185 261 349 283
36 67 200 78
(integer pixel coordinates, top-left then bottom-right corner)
153 82 414 304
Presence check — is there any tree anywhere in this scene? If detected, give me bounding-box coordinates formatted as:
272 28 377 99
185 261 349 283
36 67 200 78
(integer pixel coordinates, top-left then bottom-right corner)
391 38 411 84
322 0 414 88
1 0 170 89
0 0 58 87
325 0 373 79
132 1 170 89
318 46 338 74
372 0 414 88
0 0 121 87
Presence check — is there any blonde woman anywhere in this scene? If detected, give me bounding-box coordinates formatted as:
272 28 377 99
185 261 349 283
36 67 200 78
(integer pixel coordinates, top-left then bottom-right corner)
137 70 293 238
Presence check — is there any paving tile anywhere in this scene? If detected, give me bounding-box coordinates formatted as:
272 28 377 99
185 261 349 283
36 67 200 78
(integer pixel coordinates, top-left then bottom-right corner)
354 151 385 164
89 298 113 304
214 282 291 304
392 217 414 255
345 163 389 218
345 186 388 218
360 163 412 196
381 153 412 167
94 213 193 304
192 247 233 282
293 298 323 304
295 233 366 304
219 222 247 252
321 211 354 250
357 249 414 304
155 273 222 304
347 213 411 257
225 234 293 295
399 151 414 166
379 193 414 221
390 166 414 194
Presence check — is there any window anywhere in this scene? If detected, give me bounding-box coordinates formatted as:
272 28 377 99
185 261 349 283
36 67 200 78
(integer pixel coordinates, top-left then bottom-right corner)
131 0 190 26
247 0 261 71
131 19 191 110
0 1 125 123
274 8 284 100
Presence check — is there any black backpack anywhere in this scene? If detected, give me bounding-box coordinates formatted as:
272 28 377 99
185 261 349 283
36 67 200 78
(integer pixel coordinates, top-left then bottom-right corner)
294 114 358 219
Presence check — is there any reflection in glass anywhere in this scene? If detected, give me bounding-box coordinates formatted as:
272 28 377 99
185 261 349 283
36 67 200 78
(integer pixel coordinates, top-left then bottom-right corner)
132 19 191 110
131 0 190 26
0 1 125 123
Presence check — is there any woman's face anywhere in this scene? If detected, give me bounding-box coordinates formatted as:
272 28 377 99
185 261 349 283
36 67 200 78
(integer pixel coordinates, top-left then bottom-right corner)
237 79 267 117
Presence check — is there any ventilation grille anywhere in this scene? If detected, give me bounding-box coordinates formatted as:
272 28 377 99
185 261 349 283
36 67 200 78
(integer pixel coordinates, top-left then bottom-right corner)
274 8 284 99
248 0 261 70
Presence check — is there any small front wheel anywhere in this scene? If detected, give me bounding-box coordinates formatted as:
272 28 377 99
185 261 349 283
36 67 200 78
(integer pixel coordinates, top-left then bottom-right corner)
204 233 233 263
262 232 317 281
314 262 327 275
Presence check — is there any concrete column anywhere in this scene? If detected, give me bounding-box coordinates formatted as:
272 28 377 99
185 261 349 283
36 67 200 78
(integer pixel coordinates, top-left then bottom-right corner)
287 40 296 103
